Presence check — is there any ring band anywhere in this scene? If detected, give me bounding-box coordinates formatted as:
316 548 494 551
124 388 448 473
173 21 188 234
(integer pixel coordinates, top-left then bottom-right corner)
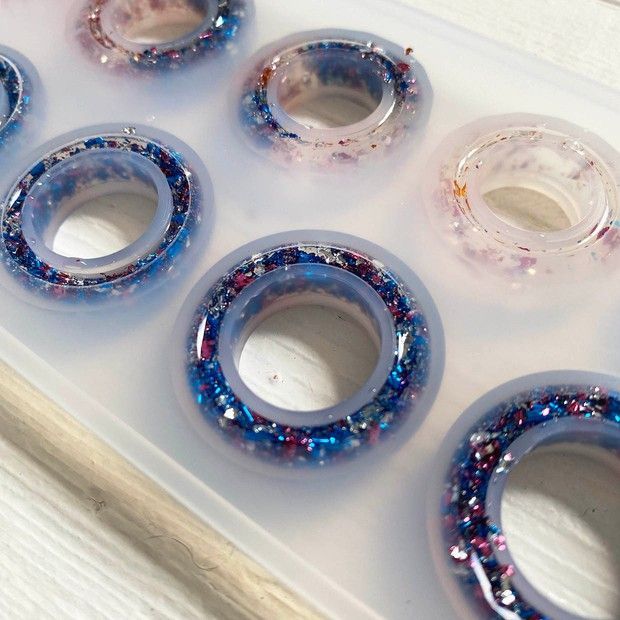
238 30 431 167
439 374 620 618
1 125 203 300
426 114 620 284
79 0 251 69
180 232 441 465
0 47 34 152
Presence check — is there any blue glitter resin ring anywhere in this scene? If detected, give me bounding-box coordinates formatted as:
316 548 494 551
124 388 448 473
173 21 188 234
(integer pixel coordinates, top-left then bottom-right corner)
79 0 251 70
0 124 204 301
238 29 432 167
0 47 34 151
440 373 620 620
180 232 442 466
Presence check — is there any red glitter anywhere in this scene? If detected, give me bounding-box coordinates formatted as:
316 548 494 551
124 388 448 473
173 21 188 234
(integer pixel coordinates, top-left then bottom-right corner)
368 423 381 444
471 536 492 557
233 272 254 289
597 226 610 240
200 339 216 359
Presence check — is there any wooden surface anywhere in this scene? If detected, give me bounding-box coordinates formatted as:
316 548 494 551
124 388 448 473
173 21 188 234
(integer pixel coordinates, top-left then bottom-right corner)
0 361 321 619
1 1 619 618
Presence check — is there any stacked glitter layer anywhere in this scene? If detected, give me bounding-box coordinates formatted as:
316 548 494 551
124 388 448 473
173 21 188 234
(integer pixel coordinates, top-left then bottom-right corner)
81 0 249 69
187 243 431 464
444 385 620 618
0 51 30 148
1 131 197 297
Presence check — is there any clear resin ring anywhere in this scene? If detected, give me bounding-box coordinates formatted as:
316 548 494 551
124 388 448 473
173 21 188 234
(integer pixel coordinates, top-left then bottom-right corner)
426 114 620 284
0 46 35 152
237 30 431 167
0 124 206 302
78 0 251 69
175 231 443 467
432 372 620 620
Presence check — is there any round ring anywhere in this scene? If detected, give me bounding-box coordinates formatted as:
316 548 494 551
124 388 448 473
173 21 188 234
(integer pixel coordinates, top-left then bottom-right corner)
78 0 251 70
237 30 431 167
0 124 204 301
438 373 620 619
179 232 442 466
426 114 620 284
0 47 34 151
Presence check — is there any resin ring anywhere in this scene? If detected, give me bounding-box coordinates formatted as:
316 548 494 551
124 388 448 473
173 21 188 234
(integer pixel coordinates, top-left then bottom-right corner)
238 30 432 167
177 232 442 466
0 124 205 301
433 372 620 619
426 114 620 284
0 47 35 152
78 0 251 70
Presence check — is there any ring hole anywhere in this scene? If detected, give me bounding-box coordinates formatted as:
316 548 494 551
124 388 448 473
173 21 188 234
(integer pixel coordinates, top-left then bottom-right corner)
502 442 620 619
21 149 172 275
51 188 157 259
483 187 573 233
239 303 380 412
273 48 387 130
218 262 396 425
102 0 214 49
460 130 612 246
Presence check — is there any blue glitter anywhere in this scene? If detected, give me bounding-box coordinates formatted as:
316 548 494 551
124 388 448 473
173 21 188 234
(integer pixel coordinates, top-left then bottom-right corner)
1 131 199 298
444 384 620 619
0 51 31 150
186 243 432 465
82 0 250 70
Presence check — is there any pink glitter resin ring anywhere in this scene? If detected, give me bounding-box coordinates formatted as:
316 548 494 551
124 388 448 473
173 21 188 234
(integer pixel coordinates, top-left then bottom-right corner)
426 114 620 285
77 0 251 70
431 371 620 620
237 29 432 168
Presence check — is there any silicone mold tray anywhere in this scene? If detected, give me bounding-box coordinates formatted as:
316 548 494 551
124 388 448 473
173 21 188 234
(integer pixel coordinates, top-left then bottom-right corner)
0 1 619 618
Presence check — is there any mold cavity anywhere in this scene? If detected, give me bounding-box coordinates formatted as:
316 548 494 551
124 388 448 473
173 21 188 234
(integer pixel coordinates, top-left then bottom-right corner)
502 442 620 619
102 0 213 48
218 263 395 420
273 48 386 129
21 149 171 274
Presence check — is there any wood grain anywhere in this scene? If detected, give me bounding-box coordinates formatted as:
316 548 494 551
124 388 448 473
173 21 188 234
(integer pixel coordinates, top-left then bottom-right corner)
0 361 321 620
